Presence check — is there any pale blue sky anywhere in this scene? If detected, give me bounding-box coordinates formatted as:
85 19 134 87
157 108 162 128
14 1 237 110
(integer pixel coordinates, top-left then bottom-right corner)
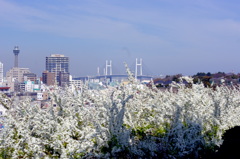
0 0 240 77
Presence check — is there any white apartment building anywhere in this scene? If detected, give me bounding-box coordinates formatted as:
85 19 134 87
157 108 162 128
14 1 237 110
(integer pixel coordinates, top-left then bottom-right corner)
24 80 34 92
69 75 82 89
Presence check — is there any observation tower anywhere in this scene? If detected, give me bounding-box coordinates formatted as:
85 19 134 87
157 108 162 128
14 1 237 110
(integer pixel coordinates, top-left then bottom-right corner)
13 46 20 67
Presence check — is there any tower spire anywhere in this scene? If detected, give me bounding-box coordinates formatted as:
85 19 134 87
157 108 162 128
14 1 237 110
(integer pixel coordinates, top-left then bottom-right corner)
13 46 20 67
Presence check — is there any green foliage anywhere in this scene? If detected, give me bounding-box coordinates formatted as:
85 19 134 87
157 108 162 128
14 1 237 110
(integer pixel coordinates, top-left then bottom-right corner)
70 131 81 140
91 137 97 146
63 142 68 148
12 128 20 141
152 126 168 137
122 124 131 129
70 152 86 159
100 135 121 154
0 147 14 159
44 145 61 158
204 125 220 144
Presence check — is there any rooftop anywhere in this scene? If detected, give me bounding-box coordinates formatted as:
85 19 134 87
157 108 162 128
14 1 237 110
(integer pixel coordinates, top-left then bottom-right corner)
50 54 65 57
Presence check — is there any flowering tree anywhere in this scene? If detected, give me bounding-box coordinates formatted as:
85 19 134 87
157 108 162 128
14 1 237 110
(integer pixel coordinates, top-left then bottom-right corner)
1 70 240 158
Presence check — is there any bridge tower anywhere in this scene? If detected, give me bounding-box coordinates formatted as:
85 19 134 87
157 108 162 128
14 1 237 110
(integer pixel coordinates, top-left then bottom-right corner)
97 67 100 76
135 58 142 79
105 60 112 75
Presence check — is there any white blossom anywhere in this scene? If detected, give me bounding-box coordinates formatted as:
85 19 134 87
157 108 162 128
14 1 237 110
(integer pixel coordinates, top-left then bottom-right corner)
0 75 240 158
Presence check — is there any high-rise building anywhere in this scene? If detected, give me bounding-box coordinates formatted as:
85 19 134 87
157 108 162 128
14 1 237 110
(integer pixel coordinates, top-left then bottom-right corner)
0 62 3 85
13 46 20 68
45 54 69 86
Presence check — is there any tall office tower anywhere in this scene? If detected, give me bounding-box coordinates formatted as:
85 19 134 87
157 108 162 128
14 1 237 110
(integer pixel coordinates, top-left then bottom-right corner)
13 46 20 68
46 54 69 86
0 61 3 84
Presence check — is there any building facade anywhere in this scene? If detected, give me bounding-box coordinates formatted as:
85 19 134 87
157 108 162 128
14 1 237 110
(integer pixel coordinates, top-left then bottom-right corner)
59 71 70 87
46 54 69 86
69 75 82 89
6 67 31 92
24 80 35 92
42 71 56 86
23 73 37 83
0 62 3 85
6 67 31 83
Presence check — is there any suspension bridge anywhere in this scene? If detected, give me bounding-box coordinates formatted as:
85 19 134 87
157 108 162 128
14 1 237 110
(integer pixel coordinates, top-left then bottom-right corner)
73 58 153 82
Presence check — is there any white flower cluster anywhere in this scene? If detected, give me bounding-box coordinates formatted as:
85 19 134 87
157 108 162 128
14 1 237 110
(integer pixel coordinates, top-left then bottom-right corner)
1 76 240 158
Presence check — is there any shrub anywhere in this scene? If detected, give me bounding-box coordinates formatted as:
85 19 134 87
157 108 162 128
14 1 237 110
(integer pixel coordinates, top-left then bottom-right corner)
1 73 240 158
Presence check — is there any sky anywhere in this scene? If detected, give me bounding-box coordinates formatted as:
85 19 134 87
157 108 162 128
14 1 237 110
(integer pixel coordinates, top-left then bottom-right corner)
0 0 240 77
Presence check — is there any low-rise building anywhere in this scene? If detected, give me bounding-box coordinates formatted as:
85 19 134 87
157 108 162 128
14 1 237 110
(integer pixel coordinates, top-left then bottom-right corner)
42 71 56 86
69 75 82 89
6 67 31 92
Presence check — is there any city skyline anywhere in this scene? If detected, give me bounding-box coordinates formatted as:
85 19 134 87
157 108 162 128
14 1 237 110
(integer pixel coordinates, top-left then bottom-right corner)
0 0 240 77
